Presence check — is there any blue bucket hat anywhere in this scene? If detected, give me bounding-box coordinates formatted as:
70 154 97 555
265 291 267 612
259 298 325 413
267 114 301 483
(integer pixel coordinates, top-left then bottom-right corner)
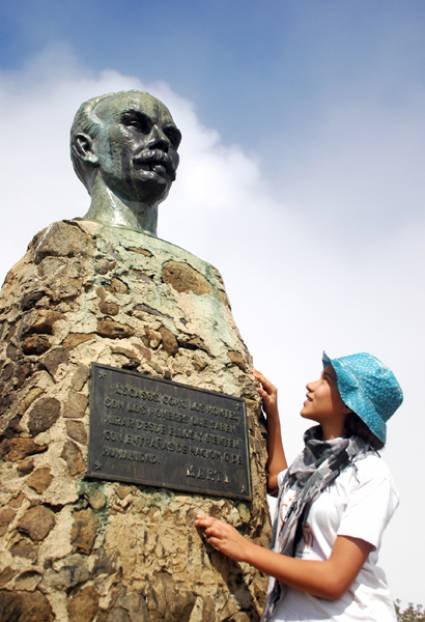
322 352 403 443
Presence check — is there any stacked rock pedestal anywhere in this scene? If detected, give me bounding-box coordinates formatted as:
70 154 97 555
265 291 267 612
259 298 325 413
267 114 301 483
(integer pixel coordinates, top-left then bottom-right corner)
0 219 271 622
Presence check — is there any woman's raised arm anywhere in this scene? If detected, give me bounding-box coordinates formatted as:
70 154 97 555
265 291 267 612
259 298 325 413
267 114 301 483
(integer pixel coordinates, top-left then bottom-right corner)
253 370 287 495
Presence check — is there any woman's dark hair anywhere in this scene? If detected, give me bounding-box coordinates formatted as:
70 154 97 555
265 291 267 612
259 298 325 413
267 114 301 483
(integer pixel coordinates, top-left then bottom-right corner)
344 413 385 450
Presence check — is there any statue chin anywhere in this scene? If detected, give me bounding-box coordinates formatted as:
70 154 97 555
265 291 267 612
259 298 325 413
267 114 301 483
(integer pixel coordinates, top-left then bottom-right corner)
100 171 171 206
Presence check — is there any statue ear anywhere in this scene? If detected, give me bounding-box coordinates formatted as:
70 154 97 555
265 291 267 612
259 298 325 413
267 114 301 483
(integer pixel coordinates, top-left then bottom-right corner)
72 133 98 165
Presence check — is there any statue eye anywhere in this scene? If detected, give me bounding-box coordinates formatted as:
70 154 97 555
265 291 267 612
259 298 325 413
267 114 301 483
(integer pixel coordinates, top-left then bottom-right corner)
164 125 182 149
121 112 151 134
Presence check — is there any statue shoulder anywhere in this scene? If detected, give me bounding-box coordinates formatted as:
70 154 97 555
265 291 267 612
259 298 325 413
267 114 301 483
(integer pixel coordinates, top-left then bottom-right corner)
2 219 228 304
72 220 227 296
0 218 94 310
28 219 96 263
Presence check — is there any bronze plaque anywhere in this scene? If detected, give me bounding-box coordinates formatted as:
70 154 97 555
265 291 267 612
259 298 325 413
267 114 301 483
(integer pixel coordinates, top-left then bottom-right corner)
87 363 251 501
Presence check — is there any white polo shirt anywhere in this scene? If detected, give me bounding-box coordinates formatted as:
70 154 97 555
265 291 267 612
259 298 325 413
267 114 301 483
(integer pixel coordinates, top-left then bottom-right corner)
270 453 399 622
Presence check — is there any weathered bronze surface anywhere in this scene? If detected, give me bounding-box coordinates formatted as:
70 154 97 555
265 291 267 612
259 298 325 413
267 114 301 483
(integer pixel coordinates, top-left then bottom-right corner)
87 363 252 501
71 90 181 236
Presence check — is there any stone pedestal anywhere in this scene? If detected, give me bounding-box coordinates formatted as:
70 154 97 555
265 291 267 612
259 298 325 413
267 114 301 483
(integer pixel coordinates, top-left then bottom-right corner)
0 220 271 622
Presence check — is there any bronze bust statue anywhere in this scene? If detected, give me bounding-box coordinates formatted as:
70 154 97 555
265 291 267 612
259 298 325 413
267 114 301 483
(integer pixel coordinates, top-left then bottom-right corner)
71 90 182 236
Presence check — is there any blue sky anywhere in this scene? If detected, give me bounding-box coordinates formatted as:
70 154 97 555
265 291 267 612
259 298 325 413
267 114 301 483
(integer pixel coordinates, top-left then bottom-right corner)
4 0 423 242
1 0 424 606
3 1 425 148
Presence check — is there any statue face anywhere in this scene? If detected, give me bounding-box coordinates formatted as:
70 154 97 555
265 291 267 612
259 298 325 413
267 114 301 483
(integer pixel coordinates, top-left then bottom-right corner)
92 92 181 204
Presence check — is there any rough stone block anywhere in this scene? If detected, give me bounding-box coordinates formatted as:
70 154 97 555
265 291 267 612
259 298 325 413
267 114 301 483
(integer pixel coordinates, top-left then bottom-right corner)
71 509 97 555
17 506 55 541
68 585 99 622
66 420 87 445
63 392 88 419
26 466 53 493
0 589 54 621
0 509 15 536
161 260 211 295
27 397 60 435
61 440 85 475
1 438 47 462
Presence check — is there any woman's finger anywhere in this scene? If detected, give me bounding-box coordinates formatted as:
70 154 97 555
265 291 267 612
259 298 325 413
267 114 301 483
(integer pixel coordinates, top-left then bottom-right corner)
205 526 222 538
253 369 266 381
253 369 276 393
195 515 214 528
207 536 222 550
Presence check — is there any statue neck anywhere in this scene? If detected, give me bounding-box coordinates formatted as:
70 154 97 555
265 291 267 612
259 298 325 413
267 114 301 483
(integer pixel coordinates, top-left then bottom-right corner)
83 176 158 236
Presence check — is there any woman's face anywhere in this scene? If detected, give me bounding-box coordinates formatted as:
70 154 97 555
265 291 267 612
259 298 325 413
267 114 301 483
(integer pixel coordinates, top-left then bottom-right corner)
301 365 349 424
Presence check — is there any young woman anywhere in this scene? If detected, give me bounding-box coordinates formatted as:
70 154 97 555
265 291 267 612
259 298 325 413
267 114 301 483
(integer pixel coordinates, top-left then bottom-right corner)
195 352 403 621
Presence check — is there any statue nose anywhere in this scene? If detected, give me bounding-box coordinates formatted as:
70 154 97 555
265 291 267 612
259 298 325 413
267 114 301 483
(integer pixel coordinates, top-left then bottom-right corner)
146 126 169 152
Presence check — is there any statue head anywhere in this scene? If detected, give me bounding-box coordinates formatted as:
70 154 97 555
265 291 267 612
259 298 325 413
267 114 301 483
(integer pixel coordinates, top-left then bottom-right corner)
70 90 181 208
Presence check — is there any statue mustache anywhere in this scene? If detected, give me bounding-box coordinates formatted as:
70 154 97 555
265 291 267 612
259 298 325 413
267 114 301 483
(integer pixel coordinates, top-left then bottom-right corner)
133 148 176 181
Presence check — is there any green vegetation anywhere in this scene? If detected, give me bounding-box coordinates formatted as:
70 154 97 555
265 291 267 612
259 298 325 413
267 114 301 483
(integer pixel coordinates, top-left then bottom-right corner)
396 600 425 621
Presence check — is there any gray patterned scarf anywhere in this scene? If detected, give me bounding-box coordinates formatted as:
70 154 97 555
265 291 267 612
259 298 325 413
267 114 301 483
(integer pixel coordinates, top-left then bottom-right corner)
261 425 374 621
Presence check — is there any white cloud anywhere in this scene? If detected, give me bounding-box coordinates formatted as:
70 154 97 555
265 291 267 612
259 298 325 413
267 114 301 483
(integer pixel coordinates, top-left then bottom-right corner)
275 83 425 243
0 46 423 605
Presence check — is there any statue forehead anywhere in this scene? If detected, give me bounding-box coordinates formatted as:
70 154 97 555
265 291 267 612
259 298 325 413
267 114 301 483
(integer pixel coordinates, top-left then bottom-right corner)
94 91 175 124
